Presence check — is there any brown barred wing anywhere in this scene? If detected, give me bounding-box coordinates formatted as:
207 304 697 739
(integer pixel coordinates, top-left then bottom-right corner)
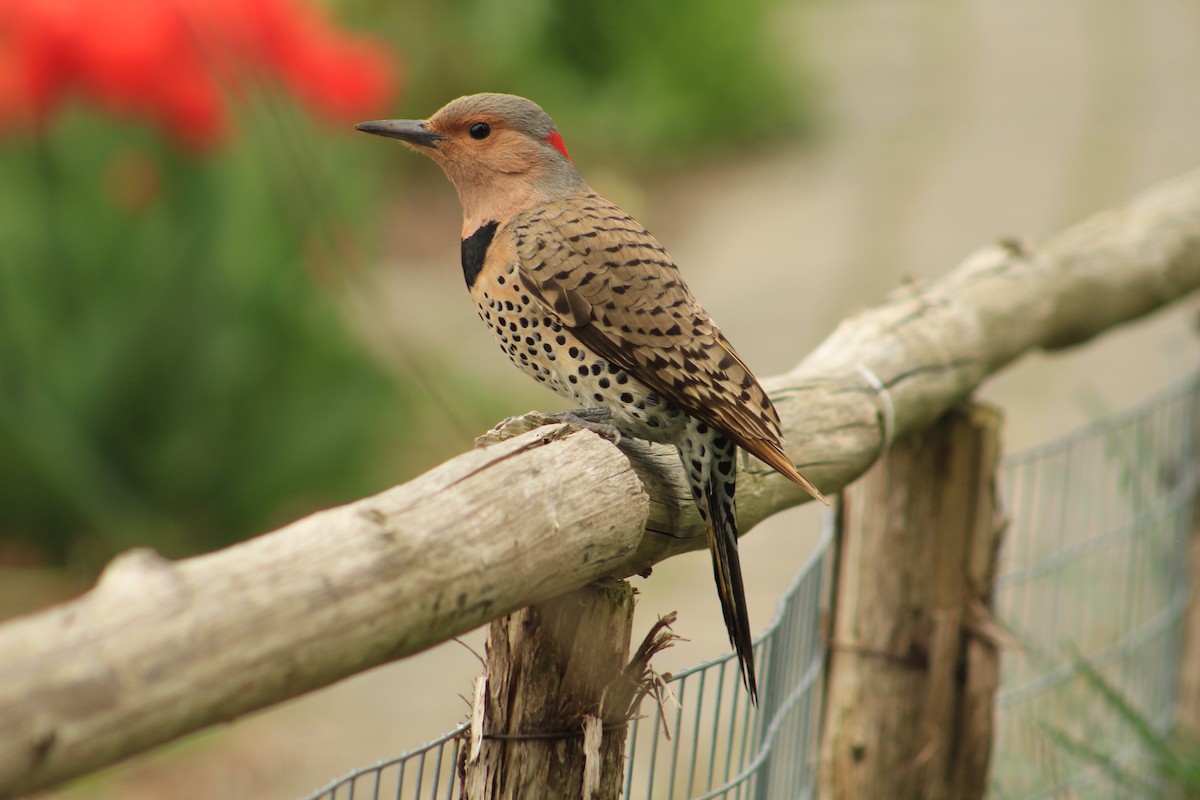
510 193 825 502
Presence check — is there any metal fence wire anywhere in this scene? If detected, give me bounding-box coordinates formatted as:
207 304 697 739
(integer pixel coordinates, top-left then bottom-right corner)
303 373 1199 800
990 374 1198 799
619 521 831 800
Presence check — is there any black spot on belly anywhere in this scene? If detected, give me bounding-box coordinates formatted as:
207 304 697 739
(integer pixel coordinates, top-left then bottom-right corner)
461 220 499 288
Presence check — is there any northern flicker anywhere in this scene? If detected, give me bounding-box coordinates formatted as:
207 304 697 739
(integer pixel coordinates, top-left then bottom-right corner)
357 93 827 701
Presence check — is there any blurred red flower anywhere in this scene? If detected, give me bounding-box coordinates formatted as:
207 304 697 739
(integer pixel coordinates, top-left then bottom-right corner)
0 0 398 149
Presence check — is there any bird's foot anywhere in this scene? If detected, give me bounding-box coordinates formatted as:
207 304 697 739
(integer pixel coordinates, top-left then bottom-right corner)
476 408 624 447
541 407 623 445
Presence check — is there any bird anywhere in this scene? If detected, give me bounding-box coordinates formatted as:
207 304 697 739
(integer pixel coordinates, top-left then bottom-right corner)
356 93 827 701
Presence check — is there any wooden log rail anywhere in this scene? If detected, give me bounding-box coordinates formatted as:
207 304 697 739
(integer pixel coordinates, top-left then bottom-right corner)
2 169 1200 796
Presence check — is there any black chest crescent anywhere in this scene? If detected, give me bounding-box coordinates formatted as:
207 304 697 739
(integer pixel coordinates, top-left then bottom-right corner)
461 220 500 288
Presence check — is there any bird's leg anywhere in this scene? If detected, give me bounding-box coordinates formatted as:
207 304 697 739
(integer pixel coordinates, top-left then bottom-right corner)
478 408 625 448
540 407 623 445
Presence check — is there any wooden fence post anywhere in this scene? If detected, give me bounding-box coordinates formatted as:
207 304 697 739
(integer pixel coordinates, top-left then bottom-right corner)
819 403 1005 800
462 579 636 800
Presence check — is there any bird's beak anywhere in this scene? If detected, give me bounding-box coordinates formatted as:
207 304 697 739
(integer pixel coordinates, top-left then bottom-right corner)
354 119 447 148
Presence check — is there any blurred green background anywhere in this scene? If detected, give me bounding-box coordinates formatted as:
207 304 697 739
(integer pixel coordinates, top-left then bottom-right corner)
0 0 812 569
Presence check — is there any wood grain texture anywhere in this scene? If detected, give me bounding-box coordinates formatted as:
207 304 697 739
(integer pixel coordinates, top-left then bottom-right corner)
0 426 648 797
462 580 635 800
1 169 1200 796
819 404 1003 800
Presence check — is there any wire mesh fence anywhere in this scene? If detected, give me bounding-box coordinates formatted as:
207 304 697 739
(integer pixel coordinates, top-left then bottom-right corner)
621 518 831 800
303 373 1199 800
304 724 467 800
989 374 1199 799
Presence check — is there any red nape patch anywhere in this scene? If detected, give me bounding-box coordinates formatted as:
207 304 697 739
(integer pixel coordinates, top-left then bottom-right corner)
546 130 570 161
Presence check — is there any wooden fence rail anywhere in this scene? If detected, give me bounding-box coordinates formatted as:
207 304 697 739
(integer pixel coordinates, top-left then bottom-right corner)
2 169 1200 797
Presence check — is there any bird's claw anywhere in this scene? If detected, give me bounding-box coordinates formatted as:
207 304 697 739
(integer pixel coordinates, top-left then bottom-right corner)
542 408 623 445
476 408 624 448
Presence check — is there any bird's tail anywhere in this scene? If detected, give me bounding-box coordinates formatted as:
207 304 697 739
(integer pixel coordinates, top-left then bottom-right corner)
752 439 829 506
680 424 758 703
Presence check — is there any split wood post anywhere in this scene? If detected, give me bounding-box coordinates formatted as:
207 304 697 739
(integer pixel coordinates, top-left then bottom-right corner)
1176 389 1200 742
819 402 1005 800
462 579 636 800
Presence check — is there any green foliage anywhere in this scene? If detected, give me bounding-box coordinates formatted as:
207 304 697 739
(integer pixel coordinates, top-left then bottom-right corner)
1040 652 1200 797
0 1 812 566
0 108 409 564
354 0 813 167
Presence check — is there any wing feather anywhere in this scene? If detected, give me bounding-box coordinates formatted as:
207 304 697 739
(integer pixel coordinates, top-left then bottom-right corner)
511 194 826 503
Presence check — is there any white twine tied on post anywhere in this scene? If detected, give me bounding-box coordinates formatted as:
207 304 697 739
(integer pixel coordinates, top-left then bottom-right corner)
856 364 896 454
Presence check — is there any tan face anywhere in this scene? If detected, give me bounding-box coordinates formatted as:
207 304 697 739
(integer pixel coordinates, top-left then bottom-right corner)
419 110 547 182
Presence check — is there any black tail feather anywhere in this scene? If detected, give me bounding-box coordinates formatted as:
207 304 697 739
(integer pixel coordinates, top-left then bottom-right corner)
680 423 758 704
703 485 758 702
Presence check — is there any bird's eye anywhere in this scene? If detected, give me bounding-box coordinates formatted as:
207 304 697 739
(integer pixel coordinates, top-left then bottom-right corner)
469 122 491 140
